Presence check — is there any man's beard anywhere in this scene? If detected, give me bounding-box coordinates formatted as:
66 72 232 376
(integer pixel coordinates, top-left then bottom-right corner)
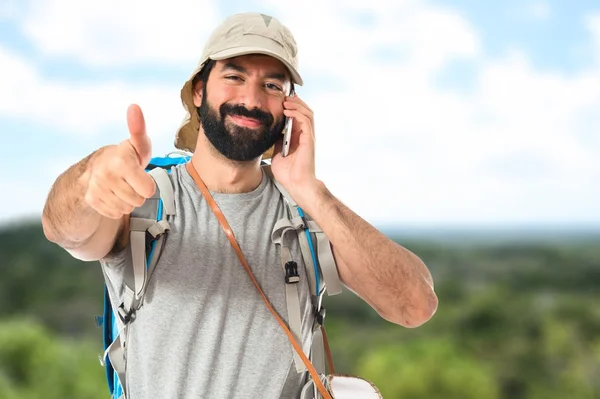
197 88 286 162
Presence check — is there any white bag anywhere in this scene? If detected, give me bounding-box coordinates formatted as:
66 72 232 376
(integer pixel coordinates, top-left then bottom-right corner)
301 374 383 399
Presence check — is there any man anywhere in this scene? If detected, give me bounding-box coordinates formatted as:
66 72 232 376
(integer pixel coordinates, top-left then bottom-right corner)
42 12 437 399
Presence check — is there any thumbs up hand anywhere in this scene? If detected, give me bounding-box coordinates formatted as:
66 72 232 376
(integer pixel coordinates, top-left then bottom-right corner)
84 104 156 219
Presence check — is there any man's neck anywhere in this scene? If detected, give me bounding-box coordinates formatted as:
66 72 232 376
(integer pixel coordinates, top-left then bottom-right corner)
190 135 263 194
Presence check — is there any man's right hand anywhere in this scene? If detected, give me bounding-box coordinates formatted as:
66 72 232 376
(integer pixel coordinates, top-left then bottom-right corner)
85 104 156 219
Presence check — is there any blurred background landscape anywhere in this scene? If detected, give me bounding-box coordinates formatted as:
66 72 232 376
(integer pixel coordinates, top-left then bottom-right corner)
2 0 599 398
1 221 599 398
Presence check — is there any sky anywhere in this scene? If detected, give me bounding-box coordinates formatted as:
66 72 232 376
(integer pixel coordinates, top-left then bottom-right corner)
0 0 598 229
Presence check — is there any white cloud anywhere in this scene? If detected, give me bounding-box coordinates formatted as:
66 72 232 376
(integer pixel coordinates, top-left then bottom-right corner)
278 3 600 225
586 13 600 65
319 44 600 224
0 45 184 141
22 0 220 66
258 0 480 80
0 0 25 20
1 1 599 226
527 2 551 21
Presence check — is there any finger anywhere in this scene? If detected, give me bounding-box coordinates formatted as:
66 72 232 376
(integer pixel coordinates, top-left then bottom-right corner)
283 109 314 141
285 95 313 114
95 196 128 219
85 182 131 219
283 100 315 137
86 188 118 218
123 167 156 199
127 104 152 167
110 176 148 208
284 99 313 118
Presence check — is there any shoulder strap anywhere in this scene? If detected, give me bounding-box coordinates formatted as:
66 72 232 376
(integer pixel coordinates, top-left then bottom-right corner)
186 162 334 399
262 164 343 297
271 208 307 373
262 164 340 378
103 167 175 399
122 167 174 316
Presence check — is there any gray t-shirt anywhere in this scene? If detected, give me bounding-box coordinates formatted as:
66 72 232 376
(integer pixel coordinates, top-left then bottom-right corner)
100 163 315 399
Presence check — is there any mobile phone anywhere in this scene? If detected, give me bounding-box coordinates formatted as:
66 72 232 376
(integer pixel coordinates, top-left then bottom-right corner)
282 116 293 157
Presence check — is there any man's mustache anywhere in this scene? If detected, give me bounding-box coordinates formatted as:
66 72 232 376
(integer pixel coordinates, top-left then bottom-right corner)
220 103 273 127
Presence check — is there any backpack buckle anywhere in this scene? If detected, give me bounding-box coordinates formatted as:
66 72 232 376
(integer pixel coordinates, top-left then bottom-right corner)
285 261 300 284
316 306 327 326
117 304 136 324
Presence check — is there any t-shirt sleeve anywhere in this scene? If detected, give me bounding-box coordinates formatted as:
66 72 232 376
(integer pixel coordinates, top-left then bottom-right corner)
100 244 129 270
98 244 130 306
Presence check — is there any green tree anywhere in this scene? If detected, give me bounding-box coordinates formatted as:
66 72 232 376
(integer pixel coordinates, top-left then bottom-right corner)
0 318 106 399
357 339 500 399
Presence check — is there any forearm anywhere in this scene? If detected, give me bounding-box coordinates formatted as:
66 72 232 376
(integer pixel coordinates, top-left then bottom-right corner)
42 148 105 249
299 181 437 327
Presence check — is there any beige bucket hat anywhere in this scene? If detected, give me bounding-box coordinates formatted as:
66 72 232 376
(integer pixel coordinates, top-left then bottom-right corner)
174 12 304 159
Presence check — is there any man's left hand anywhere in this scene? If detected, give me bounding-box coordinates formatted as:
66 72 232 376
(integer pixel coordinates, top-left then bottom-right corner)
270 95 322 207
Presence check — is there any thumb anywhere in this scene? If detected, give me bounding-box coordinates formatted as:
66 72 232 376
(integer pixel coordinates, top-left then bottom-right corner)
126 104 152 167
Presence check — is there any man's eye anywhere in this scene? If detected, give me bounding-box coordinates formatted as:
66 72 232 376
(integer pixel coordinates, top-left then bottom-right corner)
265 83 282 91
225 75 242 81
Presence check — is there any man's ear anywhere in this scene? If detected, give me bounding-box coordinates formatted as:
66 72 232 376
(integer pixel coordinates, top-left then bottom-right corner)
193 79 204 107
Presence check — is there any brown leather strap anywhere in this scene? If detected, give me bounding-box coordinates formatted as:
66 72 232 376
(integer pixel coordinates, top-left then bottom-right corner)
321 326 335 374
186 162 332 399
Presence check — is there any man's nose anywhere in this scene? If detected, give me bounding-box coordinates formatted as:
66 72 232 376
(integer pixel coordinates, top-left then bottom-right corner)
237 84 264 111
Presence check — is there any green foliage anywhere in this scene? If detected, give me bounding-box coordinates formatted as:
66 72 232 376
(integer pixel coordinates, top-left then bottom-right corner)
0 221 104 337
0 318 106 399
322 236 600 398
357 339 499 398
1 220 600 398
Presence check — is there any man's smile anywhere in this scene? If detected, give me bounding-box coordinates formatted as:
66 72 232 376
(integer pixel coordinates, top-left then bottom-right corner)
229 115 262 128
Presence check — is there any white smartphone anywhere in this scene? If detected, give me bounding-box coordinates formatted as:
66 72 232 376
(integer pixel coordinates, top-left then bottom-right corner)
282 116 293 157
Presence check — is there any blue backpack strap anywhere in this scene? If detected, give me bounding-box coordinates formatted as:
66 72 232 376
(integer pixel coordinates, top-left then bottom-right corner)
99 154 188 399
147 152 190 170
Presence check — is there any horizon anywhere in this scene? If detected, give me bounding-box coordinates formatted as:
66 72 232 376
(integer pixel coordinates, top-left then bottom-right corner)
5 213 600 246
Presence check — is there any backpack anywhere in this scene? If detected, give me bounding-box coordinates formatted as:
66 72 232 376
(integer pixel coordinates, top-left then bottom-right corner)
95 153 344 399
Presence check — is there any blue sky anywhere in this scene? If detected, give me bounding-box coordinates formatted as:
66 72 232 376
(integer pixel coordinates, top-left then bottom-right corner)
1 0 599 228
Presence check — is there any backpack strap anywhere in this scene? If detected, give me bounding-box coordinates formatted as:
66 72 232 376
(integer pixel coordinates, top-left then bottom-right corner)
262 164 342 376
102 167 175 398
272 216 306 373
262 165 343 297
